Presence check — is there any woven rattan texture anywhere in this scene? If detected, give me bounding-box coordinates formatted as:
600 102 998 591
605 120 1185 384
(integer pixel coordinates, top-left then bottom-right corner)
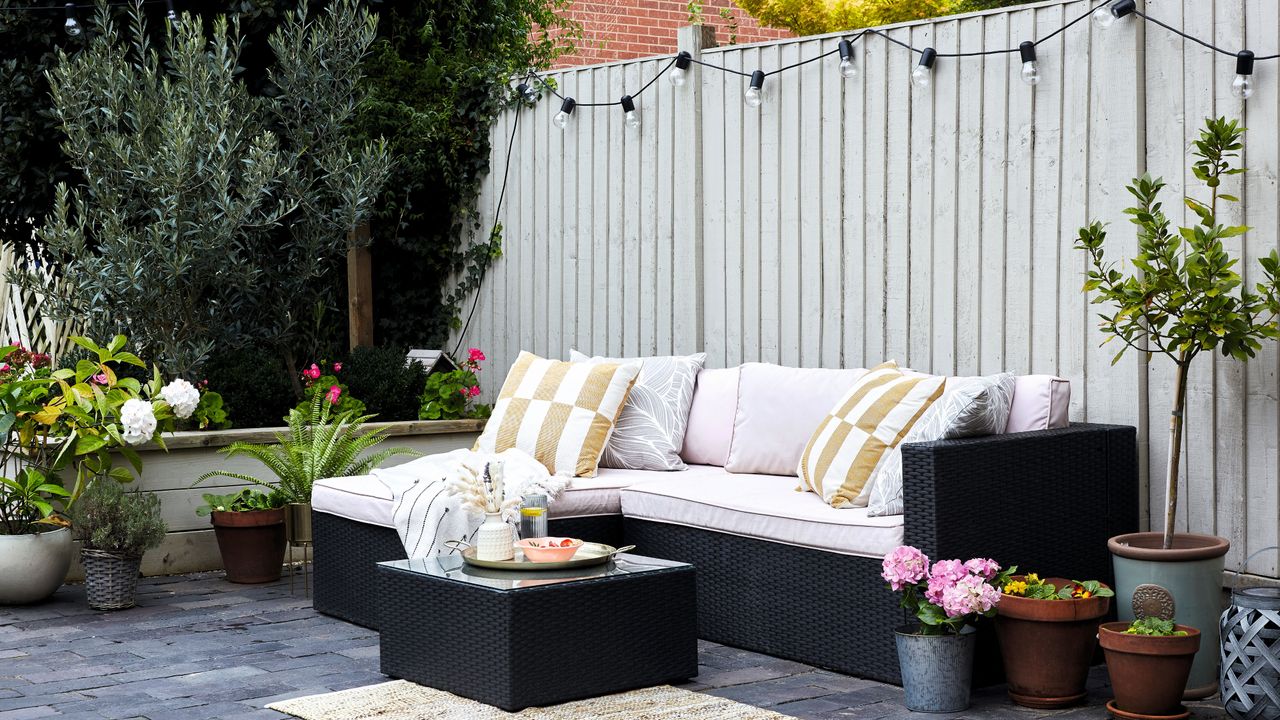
80 549 142 611
312 511 626 629
376 561 698 711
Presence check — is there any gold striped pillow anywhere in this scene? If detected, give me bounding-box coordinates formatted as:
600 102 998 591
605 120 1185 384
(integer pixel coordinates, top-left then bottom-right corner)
797 362 945 508
473 351 640 477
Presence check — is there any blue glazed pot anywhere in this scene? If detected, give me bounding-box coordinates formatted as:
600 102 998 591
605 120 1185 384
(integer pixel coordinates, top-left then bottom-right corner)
895 625 976 713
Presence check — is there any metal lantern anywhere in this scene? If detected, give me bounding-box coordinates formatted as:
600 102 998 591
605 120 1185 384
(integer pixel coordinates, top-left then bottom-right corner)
1222 548 1280 720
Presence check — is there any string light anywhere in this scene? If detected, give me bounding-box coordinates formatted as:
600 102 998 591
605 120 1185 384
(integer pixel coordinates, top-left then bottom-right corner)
620 94 640 129
63 3 81 37
515 82 537 103
670 51 692 87
838 39 857 79
911 48 936 88
1232 50 1255 99
1019 41 1041 86
1092 0 1136 30
744 70 765 108
552 97 576 129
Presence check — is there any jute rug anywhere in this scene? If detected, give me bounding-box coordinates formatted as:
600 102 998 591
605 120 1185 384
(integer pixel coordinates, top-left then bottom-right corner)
267 681 792 719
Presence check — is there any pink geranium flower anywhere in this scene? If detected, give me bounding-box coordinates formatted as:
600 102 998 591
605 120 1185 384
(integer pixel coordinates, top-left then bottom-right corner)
332 362 342 372
303 363 322 381
459 388 470 397
0 363 10 372
326 385 342 405
468 348 486 363
92 372 109 385
469 385 481 397
881 546 930 591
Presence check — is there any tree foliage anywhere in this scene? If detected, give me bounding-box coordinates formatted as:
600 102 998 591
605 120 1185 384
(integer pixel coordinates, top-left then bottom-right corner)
18 1 389 379
730 0 1031 35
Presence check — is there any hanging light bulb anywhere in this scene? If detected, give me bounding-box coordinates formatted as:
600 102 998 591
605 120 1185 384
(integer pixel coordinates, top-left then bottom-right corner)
515 82 537 104
1019 41 1041 86
1092 0 1136 30
620 95 640 130
838 39 858 79
744 70 765 108
1232 50 1255 100
63 3 82 37
670 51 693 87
165 0 178 27
911 48 936 88
552 97 576 130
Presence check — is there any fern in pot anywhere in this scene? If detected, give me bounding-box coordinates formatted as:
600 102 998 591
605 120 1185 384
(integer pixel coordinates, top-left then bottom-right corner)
70 480 165 610
1077 117 1280 698
196 393 418 546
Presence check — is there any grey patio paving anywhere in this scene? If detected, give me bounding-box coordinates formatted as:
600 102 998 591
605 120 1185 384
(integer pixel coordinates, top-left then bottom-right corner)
0 571 1228 720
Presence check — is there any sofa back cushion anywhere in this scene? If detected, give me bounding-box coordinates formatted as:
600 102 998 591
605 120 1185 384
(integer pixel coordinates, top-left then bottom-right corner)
473 351 639 477
724 363 867 476
1006 375 1070 432
797 362 946 507
569 350 706 471
680 367 740 467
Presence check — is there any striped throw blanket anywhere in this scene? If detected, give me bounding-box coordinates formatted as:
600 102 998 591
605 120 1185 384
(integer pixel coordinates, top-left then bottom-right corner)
381 449 570 559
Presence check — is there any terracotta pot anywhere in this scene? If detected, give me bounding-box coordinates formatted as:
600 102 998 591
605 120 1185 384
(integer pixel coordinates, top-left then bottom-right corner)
211 508 286 584
1098 621 1201 718
995 577 1112 708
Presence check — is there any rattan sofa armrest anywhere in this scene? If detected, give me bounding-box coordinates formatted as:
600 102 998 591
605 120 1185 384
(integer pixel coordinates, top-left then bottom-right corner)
901 423 1139 582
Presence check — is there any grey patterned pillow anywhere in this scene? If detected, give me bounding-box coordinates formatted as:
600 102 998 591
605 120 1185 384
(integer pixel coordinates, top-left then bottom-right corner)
867 373 1016 517
569 351 707 471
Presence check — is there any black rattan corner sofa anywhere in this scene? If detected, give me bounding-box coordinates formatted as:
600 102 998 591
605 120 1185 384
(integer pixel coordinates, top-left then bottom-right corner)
312 422 1138 685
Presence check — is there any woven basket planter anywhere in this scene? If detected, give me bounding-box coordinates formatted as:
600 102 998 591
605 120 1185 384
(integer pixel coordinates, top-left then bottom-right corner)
81 549 142 610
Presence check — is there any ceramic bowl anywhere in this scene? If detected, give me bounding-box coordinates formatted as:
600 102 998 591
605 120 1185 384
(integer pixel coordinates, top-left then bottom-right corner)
514 537 583 562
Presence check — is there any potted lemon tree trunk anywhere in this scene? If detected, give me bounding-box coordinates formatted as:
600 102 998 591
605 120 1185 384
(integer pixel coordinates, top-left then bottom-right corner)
1077 117 1280 698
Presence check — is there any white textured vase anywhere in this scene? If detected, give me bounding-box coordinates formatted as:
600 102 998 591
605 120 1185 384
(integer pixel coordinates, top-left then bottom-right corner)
475 512 514 561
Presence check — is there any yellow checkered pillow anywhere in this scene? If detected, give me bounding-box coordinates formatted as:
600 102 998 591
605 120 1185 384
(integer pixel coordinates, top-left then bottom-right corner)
474 351 640 477
797 362 945 508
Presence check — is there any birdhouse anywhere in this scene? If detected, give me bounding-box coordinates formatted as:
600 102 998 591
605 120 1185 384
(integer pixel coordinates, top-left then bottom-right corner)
406 349 458 376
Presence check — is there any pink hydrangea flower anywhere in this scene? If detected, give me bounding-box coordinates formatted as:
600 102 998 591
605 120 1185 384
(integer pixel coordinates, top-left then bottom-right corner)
964 558 1001 580
332 362 342 372
326 385 342 405
941 573 1002 618
468 348 486 363
925 559 968 604
881 546 930 591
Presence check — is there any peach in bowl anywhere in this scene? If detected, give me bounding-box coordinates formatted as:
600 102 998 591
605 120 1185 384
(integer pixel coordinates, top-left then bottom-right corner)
515 537 583 562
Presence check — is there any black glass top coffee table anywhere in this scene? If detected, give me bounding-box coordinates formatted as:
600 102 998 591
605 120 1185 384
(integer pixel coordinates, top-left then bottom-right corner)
375 553 697 711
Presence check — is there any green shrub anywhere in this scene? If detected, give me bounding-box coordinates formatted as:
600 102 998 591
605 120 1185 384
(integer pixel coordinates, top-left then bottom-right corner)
341 346 427 422
70 480 166 557
203 348 296 429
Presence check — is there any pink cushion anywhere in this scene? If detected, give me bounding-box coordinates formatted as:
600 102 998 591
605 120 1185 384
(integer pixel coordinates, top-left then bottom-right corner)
725 363 868 476
1006 375 1070 433
679 367 741 466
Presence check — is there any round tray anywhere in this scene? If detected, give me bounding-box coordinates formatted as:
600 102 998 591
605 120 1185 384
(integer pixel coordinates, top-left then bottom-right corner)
460 542 623 571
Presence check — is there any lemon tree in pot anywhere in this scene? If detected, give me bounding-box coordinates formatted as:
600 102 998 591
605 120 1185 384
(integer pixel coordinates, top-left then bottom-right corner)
1077 117 1280 698
197 489 287 584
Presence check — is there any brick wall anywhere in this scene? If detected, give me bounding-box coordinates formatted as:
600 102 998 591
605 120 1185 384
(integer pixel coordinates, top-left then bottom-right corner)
548 0 791 68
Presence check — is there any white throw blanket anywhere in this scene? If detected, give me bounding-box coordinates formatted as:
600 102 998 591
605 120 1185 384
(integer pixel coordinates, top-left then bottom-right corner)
378 449 570 559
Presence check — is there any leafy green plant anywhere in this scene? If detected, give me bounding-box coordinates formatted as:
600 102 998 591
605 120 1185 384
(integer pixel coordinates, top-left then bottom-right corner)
195 488 285 516
294 361 365 420
0 471 70 536
718 7 739 45
1124 617 1189 637
341 346 428 422
731 0 954 36
1002 573 1115 600
70 479 166 557
1077 117 1280 550
203 346 296 429
191 389 231 431
418 348 492 421
195 393 419 504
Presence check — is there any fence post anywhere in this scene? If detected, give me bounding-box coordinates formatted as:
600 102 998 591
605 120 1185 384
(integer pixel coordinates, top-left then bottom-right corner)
347 223 374 350
674 25 715 355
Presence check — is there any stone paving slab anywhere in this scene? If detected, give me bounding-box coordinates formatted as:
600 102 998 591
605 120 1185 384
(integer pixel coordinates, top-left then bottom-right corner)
0 571 1231 719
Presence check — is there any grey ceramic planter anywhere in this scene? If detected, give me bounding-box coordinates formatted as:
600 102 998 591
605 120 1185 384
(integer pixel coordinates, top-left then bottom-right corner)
895 626 976 713
0 527 72 605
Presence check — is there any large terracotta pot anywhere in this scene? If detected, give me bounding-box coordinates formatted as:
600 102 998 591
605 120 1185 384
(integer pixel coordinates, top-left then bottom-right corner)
1098 621 1200 719
211 508 286 584
0 527 73 604
1109 532 1228 699
995 577 1112 708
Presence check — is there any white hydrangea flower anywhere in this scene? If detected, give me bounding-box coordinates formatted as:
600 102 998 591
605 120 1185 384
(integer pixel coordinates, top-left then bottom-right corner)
159 378 200 420
120 398 157 445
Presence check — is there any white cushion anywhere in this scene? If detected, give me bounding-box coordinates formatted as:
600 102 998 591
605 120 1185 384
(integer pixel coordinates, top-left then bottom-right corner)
725 363 867 476
680 367 741 467
1007 375 1070 432
311 467 664 529
619 465 904 558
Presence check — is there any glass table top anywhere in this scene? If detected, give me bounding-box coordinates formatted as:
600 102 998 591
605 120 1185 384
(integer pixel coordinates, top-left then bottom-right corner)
378 553 689 591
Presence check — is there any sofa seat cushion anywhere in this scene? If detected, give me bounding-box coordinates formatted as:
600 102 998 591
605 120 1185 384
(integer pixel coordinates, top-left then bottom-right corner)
619 466 904 558
312 467 661 529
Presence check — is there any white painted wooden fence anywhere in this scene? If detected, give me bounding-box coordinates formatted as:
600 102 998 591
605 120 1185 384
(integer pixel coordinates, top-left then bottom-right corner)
455 0 1280 579
0 247 78 363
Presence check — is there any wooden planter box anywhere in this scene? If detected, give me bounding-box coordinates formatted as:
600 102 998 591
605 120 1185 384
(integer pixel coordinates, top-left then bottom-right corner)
65 419 484 579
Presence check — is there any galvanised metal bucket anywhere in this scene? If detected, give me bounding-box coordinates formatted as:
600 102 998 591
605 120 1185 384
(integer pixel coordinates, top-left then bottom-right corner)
895 625 976 713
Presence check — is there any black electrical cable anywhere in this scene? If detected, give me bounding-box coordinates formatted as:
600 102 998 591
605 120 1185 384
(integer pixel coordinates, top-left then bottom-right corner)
452 101 521 357
1134 10 1279 61
0 1 163 9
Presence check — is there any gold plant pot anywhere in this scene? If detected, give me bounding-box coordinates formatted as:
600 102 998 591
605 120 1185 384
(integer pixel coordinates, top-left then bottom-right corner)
284 502 313 546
